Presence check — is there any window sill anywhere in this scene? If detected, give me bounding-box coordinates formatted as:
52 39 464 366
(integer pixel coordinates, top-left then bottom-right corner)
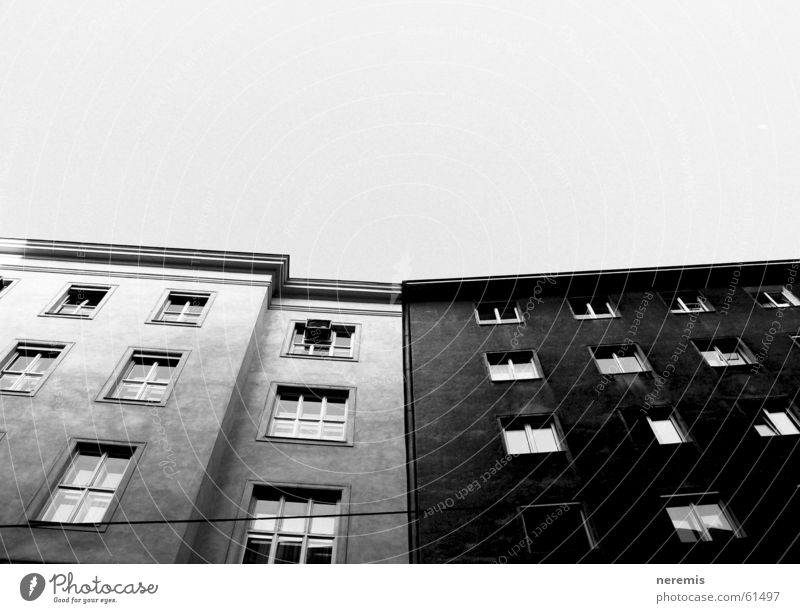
476 320 522 326
28 520 110 533
38 312 96 320
258 435 354 448
145 320 202 328
94 397 170 408
280 353 357 363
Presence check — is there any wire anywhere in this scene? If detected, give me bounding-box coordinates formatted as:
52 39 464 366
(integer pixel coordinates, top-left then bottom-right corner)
0 507 487 529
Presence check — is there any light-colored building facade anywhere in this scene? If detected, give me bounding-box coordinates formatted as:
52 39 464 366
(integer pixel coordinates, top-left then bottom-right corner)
0 238 407 563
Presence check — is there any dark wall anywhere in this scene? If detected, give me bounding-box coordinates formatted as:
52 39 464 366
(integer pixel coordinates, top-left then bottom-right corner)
407 266 800 563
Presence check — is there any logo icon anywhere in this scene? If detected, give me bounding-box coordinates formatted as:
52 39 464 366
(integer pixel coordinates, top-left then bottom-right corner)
20 573 45 601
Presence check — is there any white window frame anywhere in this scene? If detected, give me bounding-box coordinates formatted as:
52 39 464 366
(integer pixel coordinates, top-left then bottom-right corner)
42 283 115 319
38 447 132 524
474 301 522 325
149 289 215 327
0 340 71 396
98 348 189 406
754 407 800 437
502 418 563 454
696 338 755 368
486 350 542 381
754 286 800 309
0 277 19 299
664 497 742 543
285 322 358 360
569 296 619 320
665 291 714 314
591 344 651 375
242 492 340 564
647 413 689 445
266 386 351 443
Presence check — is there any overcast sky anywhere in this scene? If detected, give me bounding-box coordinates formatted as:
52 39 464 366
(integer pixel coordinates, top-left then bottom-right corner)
1 1 798 282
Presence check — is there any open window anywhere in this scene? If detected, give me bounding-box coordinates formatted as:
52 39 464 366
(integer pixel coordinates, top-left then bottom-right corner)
749 286 800 309
485 350 543 381
521 503 595 555
474 301 522 324
662 290 714 314
286 321 358 360
568 296 619 319
663 494 742 543
591 344 652 375
43 284 114 319
501 415 564 455
693 338 755 368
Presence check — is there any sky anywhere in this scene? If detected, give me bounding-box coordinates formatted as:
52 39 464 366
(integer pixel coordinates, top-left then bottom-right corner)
1 1 798 282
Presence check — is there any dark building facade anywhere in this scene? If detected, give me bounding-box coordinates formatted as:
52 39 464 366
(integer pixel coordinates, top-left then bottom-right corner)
404 261 800 563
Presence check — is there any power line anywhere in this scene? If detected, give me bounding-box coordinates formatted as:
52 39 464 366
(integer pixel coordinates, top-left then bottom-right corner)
0 507 487 530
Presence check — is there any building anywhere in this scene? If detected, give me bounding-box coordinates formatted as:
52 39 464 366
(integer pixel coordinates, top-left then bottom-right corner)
0 238 407 564
403 261 800 563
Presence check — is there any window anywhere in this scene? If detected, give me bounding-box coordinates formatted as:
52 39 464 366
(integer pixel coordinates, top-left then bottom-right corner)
0 341 70 395
664 497 741 543
521 503 595 554
44 284 113 318
647 410 689 445
751 286 800 309
151 290 213 326
754 405 800 437
475 301 521 324
0 278 17 298
502 416 563 454
287 321 357 359
591 344 651 375
663 290 713 313
39 445 133 524
694 338 755 368
243 488 340 564
486 350 542 381
267 387 350 442
101 349 187 405
568 296 618 319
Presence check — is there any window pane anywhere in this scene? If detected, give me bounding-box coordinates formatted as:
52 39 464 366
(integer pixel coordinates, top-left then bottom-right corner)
767 411 800 435
301 396 323 419
700 350 726 367
273 538 303 564
667 506 703 542
141 384 166 402
325 397 346 421
596 357 622 375
270 420 295 438
615 355 644 372
504 429 530 454
497 305 518 321
114 382 142 400
489 363 513 381
311 345 331 356
649 418 684 445
242 537 272 564
755 423 776 437
126 361 152 381
32 354 57 373
695 504 735 540
297 422 321 439
8 352 37 371
310 502 337 535
73 491 113 523
333 330 352 348
513 360 538 379
321 423 345 440
531 426 560 452
280 501 307 533
94 456 129 489
40 489 83 523
0 373 19 389
277 393 300 417
332 346 352 357
15 373 41 392
62 452 103 487
305 539 334 564
252 498 279 531
154 363 175 383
